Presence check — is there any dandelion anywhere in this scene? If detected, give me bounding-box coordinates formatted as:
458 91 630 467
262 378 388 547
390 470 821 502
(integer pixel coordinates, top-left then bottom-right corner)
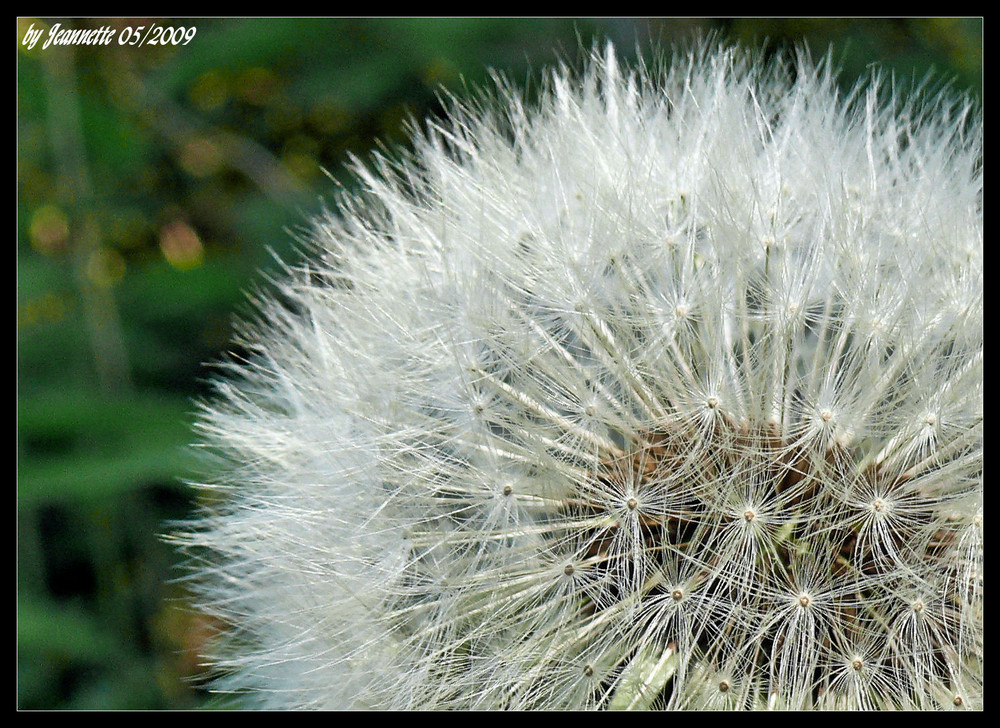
179 42 982 710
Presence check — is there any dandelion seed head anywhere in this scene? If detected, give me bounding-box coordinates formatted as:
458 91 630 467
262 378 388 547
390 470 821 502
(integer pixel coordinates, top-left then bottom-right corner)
180 40 983 710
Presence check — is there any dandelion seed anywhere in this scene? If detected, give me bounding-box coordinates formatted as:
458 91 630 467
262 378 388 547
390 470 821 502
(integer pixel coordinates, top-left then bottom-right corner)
179 40 983 710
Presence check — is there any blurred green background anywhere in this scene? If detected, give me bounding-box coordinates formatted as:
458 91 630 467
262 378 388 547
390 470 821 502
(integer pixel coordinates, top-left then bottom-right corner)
17 18 982 710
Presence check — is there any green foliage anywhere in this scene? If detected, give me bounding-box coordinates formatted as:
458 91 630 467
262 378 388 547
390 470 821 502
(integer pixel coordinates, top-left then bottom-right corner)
17 17 981 710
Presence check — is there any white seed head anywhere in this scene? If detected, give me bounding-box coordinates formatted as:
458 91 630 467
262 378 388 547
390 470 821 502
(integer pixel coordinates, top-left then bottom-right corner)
181 41 983 711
